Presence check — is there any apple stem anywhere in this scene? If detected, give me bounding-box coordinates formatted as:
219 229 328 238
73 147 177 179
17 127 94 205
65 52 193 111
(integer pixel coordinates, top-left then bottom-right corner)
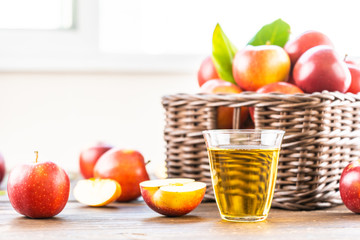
344 54 348 61
145 160 151 166
34 151 38 163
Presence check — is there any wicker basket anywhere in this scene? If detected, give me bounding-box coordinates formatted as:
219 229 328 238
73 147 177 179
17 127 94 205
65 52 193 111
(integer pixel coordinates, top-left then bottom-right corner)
162 91 360 210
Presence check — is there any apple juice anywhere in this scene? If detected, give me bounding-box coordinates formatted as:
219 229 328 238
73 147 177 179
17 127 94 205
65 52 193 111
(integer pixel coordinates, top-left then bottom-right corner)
207 145 280 221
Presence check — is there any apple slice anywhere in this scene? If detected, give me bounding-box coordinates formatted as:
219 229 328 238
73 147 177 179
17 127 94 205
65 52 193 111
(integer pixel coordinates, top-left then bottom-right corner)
73 178 121 207
140 178 206 217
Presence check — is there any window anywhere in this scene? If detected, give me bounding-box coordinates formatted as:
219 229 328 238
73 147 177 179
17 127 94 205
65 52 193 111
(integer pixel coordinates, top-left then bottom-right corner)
0 0 74 30
0 0 359 72
99 0 360 56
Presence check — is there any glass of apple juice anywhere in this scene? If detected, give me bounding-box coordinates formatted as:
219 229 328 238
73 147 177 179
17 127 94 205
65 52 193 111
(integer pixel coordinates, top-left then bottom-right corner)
203 129 285 222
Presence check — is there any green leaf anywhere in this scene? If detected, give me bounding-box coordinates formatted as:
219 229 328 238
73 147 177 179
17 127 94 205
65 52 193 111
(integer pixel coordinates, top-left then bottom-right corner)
212 23 237 85
248 18 290 47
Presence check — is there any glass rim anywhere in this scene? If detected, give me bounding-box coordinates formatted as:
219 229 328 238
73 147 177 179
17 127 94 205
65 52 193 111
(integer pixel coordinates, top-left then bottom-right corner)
202 129 285 135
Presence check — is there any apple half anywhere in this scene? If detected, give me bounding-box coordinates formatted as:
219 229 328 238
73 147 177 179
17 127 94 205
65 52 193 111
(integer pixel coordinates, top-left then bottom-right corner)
73 178 121 207
140 178 206 217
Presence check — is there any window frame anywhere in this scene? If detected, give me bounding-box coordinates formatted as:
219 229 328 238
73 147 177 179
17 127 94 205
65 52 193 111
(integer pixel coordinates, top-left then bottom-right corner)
0 0 202 73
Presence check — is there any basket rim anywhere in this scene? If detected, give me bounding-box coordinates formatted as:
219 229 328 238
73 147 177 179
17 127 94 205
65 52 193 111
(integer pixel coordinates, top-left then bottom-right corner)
162 91 360 103
202 129 285 135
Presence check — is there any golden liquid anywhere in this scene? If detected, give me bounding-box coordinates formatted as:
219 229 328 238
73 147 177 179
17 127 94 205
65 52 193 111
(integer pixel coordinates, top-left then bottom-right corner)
207 145 279 219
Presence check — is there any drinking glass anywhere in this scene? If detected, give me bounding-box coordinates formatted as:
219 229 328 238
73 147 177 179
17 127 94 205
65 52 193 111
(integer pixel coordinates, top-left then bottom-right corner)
203 129 285 222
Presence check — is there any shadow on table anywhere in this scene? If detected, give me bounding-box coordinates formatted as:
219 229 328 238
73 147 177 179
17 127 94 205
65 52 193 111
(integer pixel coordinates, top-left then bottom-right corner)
9 215 68 230
142 214 207 224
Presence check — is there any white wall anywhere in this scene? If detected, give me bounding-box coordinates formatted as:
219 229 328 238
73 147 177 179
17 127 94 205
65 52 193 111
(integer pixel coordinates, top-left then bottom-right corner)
0 72 198 178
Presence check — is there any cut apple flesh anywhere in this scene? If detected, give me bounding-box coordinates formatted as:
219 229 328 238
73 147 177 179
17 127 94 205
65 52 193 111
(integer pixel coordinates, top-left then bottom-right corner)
73 179 121 207
139 178 194 188
160 182 206 192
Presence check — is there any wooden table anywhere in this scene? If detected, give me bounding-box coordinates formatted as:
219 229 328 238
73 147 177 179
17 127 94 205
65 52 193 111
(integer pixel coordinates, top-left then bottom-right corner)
1 195 360 240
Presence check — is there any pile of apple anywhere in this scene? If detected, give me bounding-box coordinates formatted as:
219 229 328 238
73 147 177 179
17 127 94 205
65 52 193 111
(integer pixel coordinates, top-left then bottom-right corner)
4 144 206 219
76 144 206 217
198 19 360 128
76 144 150 205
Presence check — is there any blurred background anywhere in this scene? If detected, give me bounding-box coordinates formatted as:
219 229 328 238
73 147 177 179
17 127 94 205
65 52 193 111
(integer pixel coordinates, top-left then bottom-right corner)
0 0 359 177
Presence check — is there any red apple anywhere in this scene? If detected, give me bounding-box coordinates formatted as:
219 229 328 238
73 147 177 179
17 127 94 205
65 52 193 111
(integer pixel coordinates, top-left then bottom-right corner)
79 143 112 179
346 64 360 94
0 153 5 185
340 160 360 213
7 152 70 218
284 30 334 65
256 82 304 94
287 71 296 84
93 149 150 202
233 45 290 91
293 45 351 93
197 56 219 87
243 116 255 129
200 79 248 128
250 82 304 120
200 79 241 95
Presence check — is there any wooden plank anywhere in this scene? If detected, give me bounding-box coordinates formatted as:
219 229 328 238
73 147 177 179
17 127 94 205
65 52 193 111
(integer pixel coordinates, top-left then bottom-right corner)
1 199 360 240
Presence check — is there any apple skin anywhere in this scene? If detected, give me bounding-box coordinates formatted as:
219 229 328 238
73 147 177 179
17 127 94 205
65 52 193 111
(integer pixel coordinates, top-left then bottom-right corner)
198 56 219 87
200 79 241 95
7 161 70 218
199 79 248 128
256 82 304 94
0 153 5 185
293 45 351 93
284 30 334 66
287 72 296 85
340 160 360 213
233 45 290 91
93 149 150 202
249 82 304 120
346 64 360 94
79 144 112 179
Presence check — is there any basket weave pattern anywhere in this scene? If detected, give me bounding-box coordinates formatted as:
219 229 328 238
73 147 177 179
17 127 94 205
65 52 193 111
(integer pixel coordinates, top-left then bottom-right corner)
162 91 360 210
